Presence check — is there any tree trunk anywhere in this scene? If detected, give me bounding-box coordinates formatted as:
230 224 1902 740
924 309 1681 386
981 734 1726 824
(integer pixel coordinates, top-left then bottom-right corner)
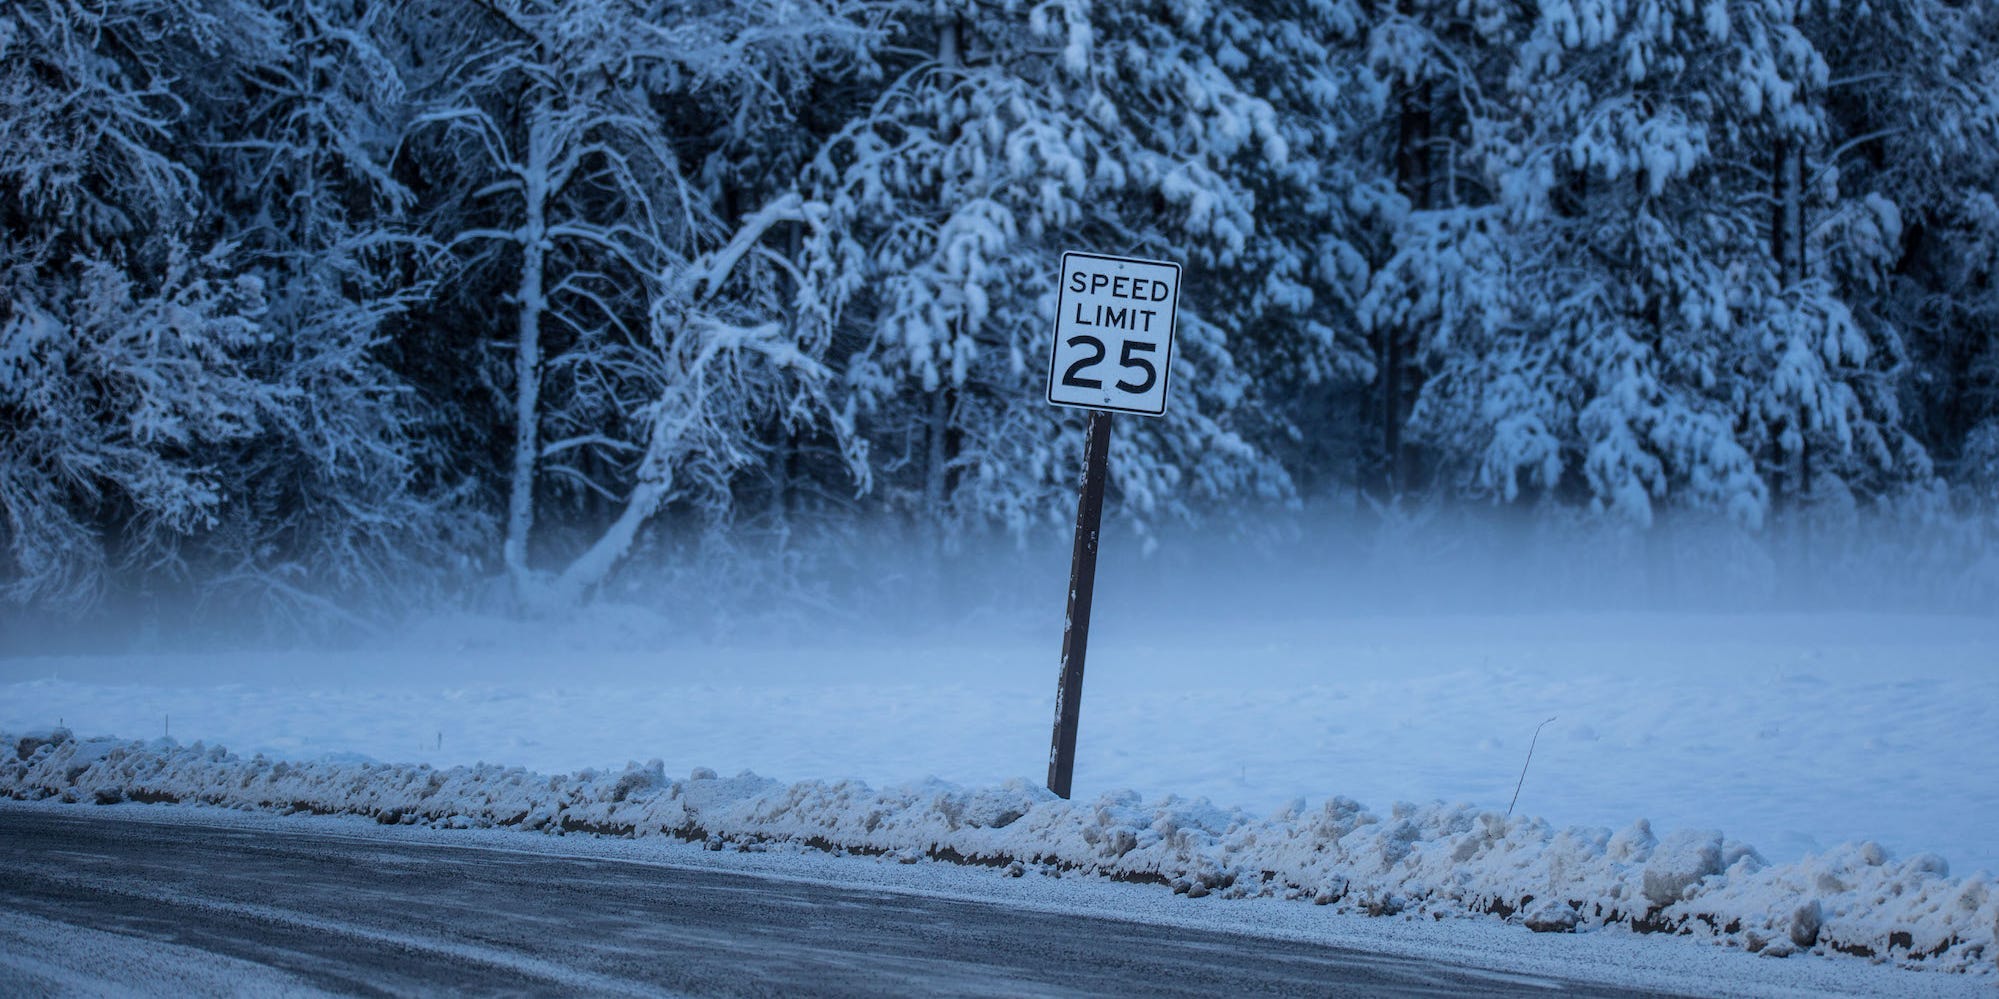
1771 137 1812 582
924 386 960 546
923 14 965 552
773 219 804 526
1771 139 1806 289
1384 77 1434 498
547 476 668 610
503 104 553 595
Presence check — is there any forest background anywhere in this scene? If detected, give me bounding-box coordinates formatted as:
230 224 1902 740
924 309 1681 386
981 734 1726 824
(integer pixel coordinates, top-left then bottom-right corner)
3 0 1997 644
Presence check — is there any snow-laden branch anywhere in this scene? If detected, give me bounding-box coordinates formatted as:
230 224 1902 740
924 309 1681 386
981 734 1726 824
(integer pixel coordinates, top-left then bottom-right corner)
681 192 811 304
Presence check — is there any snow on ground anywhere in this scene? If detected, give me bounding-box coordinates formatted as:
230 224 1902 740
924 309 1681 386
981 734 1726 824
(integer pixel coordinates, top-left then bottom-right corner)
4 609 1995 877
4 727 1994 982
5 575 1998 985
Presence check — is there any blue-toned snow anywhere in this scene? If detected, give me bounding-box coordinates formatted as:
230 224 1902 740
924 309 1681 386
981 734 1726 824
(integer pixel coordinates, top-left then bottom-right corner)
5 608 1994 879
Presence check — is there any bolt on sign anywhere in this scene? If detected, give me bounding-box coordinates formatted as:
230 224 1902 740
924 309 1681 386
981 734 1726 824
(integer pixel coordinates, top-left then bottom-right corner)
1046 252 1182 417
1043 250 1182 802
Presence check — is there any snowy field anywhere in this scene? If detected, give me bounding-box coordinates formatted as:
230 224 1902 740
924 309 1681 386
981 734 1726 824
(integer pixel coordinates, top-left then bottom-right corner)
5 605 1995 882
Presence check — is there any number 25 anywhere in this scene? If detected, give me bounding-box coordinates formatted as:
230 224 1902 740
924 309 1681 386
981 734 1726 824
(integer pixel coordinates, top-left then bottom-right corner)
1062 336 1158 395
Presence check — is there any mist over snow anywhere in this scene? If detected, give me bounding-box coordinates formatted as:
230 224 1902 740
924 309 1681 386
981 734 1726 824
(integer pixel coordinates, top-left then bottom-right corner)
7 514 1997 885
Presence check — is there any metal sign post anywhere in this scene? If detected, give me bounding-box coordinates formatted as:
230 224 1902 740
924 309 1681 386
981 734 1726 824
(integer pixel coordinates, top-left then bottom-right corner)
1044 251 1181 800
1047 407 1112 799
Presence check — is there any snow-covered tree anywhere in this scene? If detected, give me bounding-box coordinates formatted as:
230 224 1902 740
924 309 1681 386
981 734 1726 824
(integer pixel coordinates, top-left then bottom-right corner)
1124 0 1386 502
805 0 1318 543
7 0 1999 628
0 1 279 610
1808 0 1999 509
400 0 874 606
1370 0 1951 529
1349 0 1518 499
183 0 481 625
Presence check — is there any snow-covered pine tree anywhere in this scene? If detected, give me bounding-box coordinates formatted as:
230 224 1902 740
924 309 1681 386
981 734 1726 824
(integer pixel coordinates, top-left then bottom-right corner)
1426 0 1774 526
1734 0 1937 533
1175 1 1385 501
1352 0 1516 500
1804 0 1999 511
803 0 1300 545
1373 0 1938 531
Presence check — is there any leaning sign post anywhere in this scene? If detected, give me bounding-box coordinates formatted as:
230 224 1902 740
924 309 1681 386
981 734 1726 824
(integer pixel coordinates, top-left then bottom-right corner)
1044 250 1181 799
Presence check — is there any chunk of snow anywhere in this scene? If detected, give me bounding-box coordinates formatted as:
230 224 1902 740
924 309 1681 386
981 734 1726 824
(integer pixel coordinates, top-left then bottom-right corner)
1643 828 1725 906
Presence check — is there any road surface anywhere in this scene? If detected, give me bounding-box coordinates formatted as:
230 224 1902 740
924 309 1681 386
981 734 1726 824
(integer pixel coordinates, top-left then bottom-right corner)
0 806 1676 996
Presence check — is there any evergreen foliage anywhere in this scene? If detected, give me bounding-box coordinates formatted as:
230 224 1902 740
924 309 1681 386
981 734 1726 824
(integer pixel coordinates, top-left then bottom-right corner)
1 0 1994 624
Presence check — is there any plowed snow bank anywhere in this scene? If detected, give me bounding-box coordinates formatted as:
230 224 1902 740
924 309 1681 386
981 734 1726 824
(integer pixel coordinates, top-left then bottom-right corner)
6 729 1992 975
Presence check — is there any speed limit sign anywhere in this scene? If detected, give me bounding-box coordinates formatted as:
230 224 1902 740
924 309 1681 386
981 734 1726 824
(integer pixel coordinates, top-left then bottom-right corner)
1046 251 1181 417
1042 249 1183 802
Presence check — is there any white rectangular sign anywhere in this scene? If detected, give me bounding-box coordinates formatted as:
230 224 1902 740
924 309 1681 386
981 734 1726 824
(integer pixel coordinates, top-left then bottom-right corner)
1046 251 1181 417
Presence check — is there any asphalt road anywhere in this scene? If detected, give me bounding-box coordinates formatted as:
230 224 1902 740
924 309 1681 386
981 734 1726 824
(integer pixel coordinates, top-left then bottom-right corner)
0 807 1673 997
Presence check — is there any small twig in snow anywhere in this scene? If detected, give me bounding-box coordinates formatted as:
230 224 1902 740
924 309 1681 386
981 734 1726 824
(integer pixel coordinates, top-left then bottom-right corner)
1507 716 1558 818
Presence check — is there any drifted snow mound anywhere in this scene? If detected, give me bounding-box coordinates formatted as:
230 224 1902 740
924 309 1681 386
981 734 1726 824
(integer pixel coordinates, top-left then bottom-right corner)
3 731 1992 975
